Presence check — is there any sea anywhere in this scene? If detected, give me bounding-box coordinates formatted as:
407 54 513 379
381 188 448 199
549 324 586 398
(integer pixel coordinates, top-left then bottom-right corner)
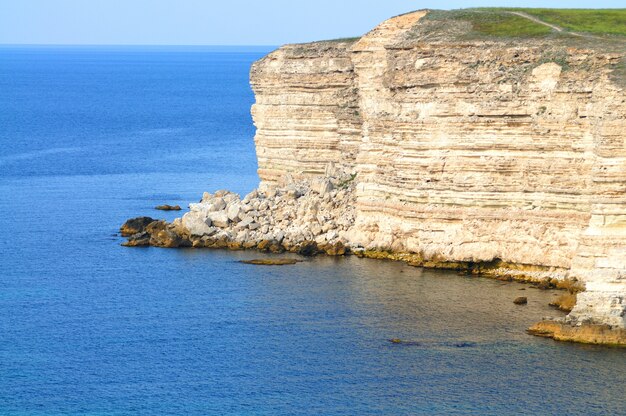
0 45 624 415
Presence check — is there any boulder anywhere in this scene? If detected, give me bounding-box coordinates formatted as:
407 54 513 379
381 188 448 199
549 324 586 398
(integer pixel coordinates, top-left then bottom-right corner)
257 239 272 251
514 296 528 305
208 211 230 228
122 231 151 247
311 224 322 236
214 190 230 198
265 187 278 198
242 190 258 203
208 198 227 212
285 186 300 199
182 211 213 236
227 204 242 222
549 293 577 312
151 228 186 248
120 217 155 236
311 178 333 195
239 216 254 228
297 241 319 257
325 241 346 256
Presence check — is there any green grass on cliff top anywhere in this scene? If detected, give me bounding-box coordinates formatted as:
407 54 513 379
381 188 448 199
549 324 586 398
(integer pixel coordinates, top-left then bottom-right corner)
424 8 626 38
442 9 552 37
505 8 626 36
321 8 625 43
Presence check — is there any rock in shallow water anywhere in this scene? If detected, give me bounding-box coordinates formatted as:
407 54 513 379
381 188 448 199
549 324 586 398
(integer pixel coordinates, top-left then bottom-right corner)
155 204 181 211
121 231 151 247
528 320 626 347
513 296 528 305
240 258 300 266
120 217 155 236
182 211 213 236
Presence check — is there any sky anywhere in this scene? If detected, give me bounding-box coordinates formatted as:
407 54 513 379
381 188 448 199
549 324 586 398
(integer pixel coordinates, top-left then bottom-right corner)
0 0 623 46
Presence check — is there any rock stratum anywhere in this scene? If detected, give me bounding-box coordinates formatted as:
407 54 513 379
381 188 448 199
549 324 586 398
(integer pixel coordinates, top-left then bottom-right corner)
123 10 626 345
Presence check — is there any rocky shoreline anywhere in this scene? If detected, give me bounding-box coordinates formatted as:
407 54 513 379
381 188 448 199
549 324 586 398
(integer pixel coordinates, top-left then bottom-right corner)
122 173 355 256
528 321 626 347
121 9 626 347
120 175 625 347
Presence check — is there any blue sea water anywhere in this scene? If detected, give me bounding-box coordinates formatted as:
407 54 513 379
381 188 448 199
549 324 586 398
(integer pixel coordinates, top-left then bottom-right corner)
0 45 624 415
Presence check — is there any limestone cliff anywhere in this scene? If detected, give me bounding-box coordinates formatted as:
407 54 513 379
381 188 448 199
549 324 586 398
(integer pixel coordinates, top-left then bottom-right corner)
250 11 626 331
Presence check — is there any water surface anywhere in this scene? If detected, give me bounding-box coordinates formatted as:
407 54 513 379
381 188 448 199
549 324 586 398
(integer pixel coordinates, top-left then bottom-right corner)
0 46 624 415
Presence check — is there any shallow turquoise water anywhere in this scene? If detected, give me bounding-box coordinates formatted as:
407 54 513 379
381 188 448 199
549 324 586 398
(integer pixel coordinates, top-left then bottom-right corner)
0 46 624 415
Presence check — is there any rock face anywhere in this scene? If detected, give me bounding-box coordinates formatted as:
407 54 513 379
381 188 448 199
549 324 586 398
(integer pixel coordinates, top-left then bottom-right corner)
123 11 626 342
249 11 626 333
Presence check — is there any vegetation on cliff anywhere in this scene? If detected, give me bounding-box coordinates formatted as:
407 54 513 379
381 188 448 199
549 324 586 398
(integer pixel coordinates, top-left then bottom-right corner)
419 8 626 39
512 8 626 36
423 9 552 38
409 9 625 87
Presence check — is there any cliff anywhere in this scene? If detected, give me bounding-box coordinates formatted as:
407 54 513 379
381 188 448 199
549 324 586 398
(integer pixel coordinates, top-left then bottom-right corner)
250 10 626 336
122 9 626 345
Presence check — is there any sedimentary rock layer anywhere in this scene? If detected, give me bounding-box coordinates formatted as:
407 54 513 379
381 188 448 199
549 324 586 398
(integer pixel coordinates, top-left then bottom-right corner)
250 11 626 330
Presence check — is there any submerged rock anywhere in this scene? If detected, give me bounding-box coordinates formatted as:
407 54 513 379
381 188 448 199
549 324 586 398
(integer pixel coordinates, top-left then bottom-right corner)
155 204 181 211
240 258 300 266
513 296 528 305
388 339 421 346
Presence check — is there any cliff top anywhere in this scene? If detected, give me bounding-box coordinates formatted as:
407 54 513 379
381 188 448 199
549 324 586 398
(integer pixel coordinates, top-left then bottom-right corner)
282 8 624 88
421 8 626 40
487 8 626 37
314 8 626 42
415 9 625 87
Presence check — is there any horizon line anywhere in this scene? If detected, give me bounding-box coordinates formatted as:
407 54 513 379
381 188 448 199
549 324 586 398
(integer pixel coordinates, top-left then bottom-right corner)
0 43 279 48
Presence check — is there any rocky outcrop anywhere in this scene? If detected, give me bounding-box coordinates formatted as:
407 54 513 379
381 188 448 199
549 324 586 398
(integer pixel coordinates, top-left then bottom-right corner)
528 320 626 346
123 174 356 256
123 10 626 344
120 217 155 237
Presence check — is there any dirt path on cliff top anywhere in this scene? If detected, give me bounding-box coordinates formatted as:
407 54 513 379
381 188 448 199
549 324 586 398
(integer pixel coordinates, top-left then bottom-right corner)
505 11 615 41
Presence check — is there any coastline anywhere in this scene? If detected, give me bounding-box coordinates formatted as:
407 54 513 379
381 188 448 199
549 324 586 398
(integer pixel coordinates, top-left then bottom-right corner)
120 174 626 347
121 9 626 348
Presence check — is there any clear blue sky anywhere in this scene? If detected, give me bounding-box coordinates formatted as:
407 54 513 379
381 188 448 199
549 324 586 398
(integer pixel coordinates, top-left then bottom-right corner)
0 0 623 45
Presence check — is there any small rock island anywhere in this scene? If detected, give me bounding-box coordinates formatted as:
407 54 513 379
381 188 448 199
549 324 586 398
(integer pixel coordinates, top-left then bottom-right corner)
122 9 626 346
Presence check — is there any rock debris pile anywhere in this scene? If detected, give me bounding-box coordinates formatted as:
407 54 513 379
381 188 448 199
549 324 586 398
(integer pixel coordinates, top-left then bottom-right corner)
122 173 357 256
